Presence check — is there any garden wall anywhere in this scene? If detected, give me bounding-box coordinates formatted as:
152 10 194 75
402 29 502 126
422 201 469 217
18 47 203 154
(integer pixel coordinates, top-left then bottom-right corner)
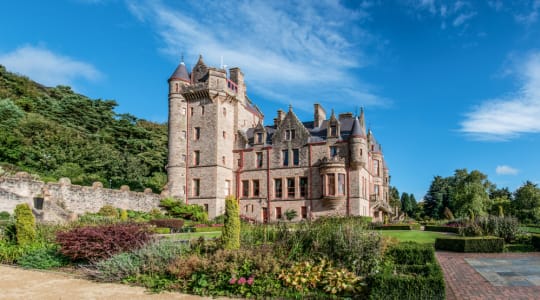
0 173 162 221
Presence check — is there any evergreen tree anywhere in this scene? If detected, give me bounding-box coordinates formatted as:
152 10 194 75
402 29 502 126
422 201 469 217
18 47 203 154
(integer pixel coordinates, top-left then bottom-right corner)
222 195 240 250
513 181 540 223
14 203 36 246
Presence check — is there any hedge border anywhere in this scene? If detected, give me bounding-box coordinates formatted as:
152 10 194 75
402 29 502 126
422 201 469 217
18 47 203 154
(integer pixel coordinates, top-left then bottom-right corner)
375 224 421 230
424 225 460 234
532 234 540 251
435 236 504 253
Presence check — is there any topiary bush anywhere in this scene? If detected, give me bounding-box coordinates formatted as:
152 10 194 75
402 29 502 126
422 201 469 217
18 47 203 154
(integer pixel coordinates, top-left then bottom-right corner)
221 195 240 250
435 236 504 253
385 242 435 265
56 223 152 262
14 203 36 246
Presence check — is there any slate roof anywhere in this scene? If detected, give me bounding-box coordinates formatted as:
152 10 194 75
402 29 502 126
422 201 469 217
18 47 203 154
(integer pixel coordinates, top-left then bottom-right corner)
169 62 190 83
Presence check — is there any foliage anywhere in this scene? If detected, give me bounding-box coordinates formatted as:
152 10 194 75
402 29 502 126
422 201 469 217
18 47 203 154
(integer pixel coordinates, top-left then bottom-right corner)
283 209 298 221
98 205 119 218
273 217 382 276
278 259 364 296
443 207 454 220
375 224 420 230
0 211 10 220
14 203 36 246
159 198 208 222
424 225 460 234
435 236 504 252
17 245 68 269
149 219 184 233
459 215 521 242
385 242 435 265
530 234 540 251
221 195 240 250
513 181 540 223
0 66 168 192
56 223 152 262
120 209 128 221
400 193 417 217
76 212 117 225
367 263 445 300
94 239 188 282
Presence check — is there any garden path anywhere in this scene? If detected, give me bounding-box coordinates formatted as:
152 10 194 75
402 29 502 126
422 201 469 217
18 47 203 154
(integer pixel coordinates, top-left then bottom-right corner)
0 265 215 300
436 251 540 300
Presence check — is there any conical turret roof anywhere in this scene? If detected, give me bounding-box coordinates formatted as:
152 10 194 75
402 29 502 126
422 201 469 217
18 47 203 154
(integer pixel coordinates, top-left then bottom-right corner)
350 117 364 137
169 60 190 83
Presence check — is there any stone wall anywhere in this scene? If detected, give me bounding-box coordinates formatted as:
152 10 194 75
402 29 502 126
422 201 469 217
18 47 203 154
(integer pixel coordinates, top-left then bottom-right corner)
0 174 162 221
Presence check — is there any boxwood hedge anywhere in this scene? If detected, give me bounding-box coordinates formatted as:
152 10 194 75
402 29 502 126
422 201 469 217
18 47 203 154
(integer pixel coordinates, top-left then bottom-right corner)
435 236 504 253
424 225 460 234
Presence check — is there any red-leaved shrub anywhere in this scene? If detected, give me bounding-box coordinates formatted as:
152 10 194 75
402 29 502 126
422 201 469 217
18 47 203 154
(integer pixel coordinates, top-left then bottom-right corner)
149 219 184 232
56 223 152 262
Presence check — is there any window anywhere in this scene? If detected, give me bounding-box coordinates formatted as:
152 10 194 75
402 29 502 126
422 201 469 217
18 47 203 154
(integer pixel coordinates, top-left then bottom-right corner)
301 206 307 219
293 149 299 166
193 151 200 165
222 156 226 165
275 207 282 219
242 180 249 198
256 132 263 144
175 83 179 92
287 177 295 198
330 146 338 157
223 131 227 139
338 174 345 195
282 150 289 166
193 179 200 196
223 107 227 116
182 154 186 162
190 107 194 116
285 129 295 140
256 152 263 168
182 107 186 115
224 180 231 196
374 184 379 196
330 125 337 136
182 185 186 195
300 177 308 197
245 205 249 213
182 130 186 139
194 127 201 140
274 178 282 198
253 180 260 197
327 174 335 196
374 160 380 176
201 106 205 115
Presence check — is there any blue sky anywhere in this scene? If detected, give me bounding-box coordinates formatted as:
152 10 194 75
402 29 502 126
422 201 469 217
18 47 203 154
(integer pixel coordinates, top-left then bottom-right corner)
1 0 540 199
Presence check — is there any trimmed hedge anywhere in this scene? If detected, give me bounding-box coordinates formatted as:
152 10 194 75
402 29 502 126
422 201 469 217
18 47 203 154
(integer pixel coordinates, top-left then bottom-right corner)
386 242 435 265
424 225 460 234
532 234 540 251
368 263 445 299
435 236 504 253
376 224 421 230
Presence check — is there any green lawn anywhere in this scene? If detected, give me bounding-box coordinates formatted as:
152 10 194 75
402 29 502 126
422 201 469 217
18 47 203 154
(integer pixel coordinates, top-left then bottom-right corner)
168 231 222 240
520 226 540 234
379 230 453 244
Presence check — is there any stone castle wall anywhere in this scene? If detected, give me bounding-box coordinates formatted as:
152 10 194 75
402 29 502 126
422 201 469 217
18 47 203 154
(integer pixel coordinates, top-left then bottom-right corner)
0 174 161 221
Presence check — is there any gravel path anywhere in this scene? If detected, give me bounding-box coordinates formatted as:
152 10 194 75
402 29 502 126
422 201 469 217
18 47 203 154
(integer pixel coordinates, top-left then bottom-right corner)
0 265 209 300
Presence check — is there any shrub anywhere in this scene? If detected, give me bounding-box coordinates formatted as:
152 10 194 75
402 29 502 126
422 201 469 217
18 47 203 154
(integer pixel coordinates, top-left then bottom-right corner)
77 212 117 225
120 209 128 221
159 198 208 222
459 216 521 243
153 227 171 234
222 196 240 250
14 203 36 246
385 242 435 265
532 234 540 251
94 239 188 282
435 236 504 253
0 211 10 220
98 205 119 218
424 225 460 234
17 246 68 269
375 224 417 230
56 223 152 262
149 219 184 233
367 263 445 300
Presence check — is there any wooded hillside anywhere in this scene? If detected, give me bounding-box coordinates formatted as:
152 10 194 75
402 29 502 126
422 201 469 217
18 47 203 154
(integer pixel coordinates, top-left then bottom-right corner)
0 65 167 192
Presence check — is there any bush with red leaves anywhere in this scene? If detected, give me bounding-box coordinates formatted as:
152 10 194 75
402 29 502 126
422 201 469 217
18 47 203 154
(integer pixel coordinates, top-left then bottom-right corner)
56 223 152 262
149 219 184 233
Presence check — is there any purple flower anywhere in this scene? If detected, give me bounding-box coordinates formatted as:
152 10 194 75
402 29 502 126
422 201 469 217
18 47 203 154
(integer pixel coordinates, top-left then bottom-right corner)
238 277 247 285
229 277 237 284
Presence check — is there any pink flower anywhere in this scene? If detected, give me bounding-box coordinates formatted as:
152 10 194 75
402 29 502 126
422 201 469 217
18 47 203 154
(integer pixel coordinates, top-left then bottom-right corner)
229 277 237 284
247 276 254 285
237 277 247 285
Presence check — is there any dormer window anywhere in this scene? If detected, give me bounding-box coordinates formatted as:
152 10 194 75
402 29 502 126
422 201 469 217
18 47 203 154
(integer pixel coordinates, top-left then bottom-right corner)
256 132 264 144
285 129 295 140
330 125 337 137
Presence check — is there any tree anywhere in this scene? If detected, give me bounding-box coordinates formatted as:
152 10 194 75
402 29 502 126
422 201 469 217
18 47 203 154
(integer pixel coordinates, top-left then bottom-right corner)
389 186 401 211
450 169 491 218
222 196 240 250
14 203 36 246
424 176 450 219
400 193 412 216
513 181 540 223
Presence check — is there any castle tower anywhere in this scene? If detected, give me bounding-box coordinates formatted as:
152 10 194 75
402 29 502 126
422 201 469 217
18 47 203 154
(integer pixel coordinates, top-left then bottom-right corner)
349 116 363 169
167 58 191 199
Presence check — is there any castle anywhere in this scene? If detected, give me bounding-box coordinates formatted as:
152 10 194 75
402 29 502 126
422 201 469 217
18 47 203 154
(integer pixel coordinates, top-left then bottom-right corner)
166 55 392 222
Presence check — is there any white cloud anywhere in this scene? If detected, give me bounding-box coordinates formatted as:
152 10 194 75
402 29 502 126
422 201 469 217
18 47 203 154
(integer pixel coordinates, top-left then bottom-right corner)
460 52 540 140
0 46 101 87
496 165 519 175
403 0 476 29
126 0 388 112
452 12 477 27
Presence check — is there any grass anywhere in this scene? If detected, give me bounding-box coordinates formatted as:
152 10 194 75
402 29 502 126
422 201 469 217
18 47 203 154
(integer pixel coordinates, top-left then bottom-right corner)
380 230 453 244
520 226 540 234
168 231 221 240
